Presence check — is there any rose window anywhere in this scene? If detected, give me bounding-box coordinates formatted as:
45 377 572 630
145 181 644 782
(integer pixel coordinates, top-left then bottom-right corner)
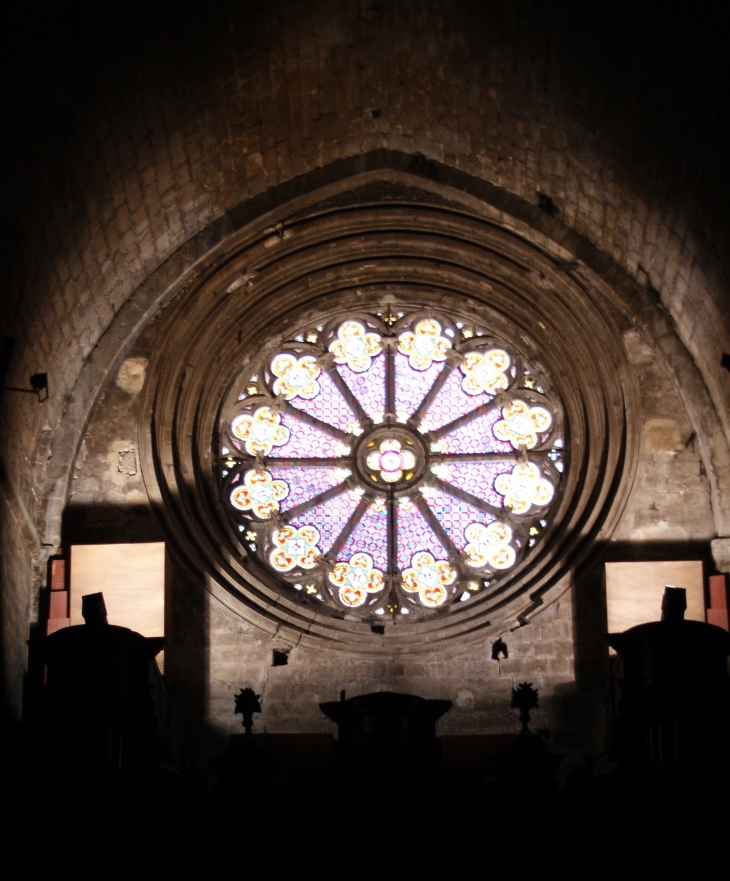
366 439 416 483
219 310 565 617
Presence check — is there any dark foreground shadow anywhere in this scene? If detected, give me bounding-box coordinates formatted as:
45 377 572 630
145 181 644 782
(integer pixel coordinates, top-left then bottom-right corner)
1 737 728 881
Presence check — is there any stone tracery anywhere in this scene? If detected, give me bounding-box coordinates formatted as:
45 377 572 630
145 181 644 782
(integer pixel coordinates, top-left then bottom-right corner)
140 172 636 650
220 309 563 616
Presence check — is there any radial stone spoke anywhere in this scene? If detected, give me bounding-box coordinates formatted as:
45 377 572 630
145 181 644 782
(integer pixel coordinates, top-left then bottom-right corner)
223 309 564 617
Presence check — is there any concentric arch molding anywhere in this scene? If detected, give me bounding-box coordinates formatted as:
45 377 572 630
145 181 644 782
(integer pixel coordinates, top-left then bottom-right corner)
138 163 639 653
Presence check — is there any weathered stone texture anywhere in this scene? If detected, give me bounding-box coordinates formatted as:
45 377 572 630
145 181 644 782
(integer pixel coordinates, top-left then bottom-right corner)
1 0 729 728
63 355 161 547
4 3 730 483
204 587 579 748
614 330 715 543
0 490 34 717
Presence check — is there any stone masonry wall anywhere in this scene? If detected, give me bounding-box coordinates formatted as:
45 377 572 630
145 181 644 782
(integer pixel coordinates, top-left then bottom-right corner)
0 490 34 720
2 0 729 716
62 311 712 754
614 330 715 544
205 587 579 750
3 1 730 514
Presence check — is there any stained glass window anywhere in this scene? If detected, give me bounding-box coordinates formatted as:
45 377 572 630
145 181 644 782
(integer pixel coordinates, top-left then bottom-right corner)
220 309 563 617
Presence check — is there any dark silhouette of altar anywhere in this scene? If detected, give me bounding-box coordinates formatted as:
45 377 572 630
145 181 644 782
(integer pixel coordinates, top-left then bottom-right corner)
3 584 726 878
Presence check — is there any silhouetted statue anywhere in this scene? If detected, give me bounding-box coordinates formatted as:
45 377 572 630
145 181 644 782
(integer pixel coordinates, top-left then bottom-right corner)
608 586 730 779
234 687 262 735
81 591 108 625
41 592 164 786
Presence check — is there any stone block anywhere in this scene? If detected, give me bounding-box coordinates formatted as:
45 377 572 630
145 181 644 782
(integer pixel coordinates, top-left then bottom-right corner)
712 538 730 573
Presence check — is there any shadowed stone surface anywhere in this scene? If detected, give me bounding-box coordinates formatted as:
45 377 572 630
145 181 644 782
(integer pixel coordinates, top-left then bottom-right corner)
1 1 728 749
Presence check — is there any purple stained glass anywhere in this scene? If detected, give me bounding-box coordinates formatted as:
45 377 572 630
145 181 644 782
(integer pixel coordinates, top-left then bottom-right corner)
437 409 512 454
289 370 356 432
421 486 495 550
396 503 449 570
268 412 347 459
337 354 386 420
420 368 492 431
338 503 389 571
394 352 444 419
290 490 360 553
435 461 509 507
268 466 348 511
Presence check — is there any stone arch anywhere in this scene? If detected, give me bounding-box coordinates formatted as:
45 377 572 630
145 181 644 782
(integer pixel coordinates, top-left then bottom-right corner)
0 0 727 731
35 154 730 555
18 155 722 664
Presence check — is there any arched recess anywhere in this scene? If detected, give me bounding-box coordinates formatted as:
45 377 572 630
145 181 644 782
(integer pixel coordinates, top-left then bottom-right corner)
134 164 637 652
34 153 730 650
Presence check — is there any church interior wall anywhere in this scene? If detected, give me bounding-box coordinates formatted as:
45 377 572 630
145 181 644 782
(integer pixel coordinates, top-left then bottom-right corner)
2 1 729 746
54 227 713 756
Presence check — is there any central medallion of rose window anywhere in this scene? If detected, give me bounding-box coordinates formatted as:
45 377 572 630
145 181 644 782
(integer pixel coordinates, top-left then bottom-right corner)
220 310 564 617
358 427 426 488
